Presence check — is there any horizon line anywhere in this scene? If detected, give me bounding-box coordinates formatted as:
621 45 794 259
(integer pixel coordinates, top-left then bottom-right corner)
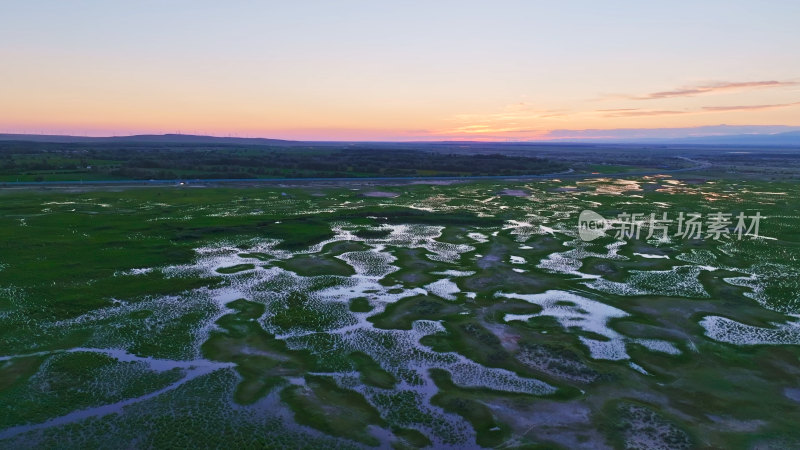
3 125 800 145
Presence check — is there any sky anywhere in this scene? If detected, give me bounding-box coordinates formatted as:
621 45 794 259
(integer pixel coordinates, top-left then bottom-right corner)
1 0 799 141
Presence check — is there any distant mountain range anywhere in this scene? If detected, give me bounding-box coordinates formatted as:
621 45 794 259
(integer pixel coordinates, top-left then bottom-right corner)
542 125 800 146
1 130 799 147
643 130 800 146
551 131 800 146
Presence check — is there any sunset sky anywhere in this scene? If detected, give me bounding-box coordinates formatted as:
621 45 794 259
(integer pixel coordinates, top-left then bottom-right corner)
2 1 799 141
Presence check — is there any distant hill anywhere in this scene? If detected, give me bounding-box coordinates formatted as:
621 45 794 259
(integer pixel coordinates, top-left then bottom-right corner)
655 131 800 146
541 131 800 147
0 133 294 145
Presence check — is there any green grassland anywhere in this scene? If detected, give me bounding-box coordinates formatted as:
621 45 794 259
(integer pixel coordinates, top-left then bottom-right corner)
1 175 800 448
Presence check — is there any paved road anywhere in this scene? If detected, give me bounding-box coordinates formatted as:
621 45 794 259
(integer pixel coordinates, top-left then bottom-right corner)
0 158 711 188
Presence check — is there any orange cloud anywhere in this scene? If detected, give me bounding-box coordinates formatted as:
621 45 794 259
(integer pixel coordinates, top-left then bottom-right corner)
599 109 687 117
701 101 800 112
598 101 800 117
633 80 797 100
